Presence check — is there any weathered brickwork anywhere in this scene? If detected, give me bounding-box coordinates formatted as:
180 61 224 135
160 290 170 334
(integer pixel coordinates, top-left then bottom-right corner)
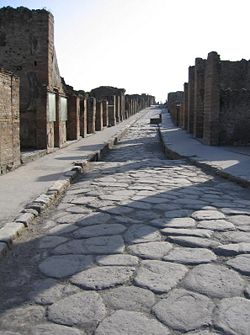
0 69 20 174
0 7 68 150
0 7 155 174
169 51 250 145
167 91 184 126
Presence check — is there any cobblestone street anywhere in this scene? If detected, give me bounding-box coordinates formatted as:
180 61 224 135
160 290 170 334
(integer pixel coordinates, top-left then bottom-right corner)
0 109 250 335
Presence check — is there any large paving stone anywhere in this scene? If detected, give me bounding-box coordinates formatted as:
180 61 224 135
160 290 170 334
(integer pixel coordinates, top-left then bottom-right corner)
124 224 161 244
163 247 217 264
218 231 250 243
227 254 250 275
183 264 245 298
0 332 22 335
0 305 45 329
153 289 214 332
75 212 111 226
38 255 93 278
154 217 196 228
134 260 188 293
214 242 250 256
48 224 78 235
70 196 97 205
128 241 172 260
70 266 135 290
191 210 225 220
228 215 250 226
72 223 126 238
214 297 250 335
197 219 235 231
53 235 125 255
167 236 220 248
28 278 78 305
185 330 220 335
48 292 106 328
101 285 155 312
165 209 192 218
95 310 170 335
56 214 88 224
221 207 250 215
161 228 213 238
38 236 68 249
96 254 139 266
30 324 84 335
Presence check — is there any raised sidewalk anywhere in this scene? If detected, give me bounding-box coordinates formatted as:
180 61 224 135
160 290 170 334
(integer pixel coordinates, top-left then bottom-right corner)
159 109 250 187
0 109 149 230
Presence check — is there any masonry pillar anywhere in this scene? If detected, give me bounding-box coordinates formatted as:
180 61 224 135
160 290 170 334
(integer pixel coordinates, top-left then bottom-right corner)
108 95 116 126
54 92 67 148
102 99 108 127
194 58 206 138
120 93 125 120
87 97 96 134
203 51 221 145
95 101 103 131
115 95 121 122
187 66 195 133
183 83 189 130
80 97 87 138
66 94 80 140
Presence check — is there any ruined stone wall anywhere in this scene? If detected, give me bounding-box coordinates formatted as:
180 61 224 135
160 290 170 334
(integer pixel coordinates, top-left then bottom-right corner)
220 60 250 90
167 91 184 126
0 7 66 150
219 89 250 145
183 83 188 130
0 69 20 174
194 58 206 138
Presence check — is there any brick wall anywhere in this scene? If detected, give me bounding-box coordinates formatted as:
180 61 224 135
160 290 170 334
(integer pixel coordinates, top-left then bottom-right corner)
167 91 184 126
0 69 20 174
0 7 66 150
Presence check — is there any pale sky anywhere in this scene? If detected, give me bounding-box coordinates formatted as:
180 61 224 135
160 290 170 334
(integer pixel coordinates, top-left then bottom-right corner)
1 0 250 102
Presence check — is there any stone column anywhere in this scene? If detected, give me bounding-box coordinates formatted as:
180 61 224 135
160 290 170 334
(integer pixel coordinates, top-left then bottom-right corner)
87 97 96 134
203 51 220 145
54 92 67 148
95 100 103 131
183 83 188 130
115 95 121 122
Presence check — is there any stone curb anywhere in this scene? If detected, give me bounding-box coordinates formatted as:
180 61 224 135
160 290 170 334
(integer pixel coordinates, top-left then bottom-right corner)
0 110 146 260
158 125 250 189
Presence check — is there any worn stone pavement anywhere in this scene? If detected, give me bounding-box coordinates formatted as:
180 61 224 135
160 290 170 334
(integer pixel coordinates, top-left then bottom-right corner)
0 109 250 335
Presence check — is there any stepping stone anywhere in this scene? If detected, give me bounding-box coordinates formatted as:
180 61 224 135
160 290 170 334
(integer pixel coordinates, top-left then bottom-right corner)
124 224 161 244
73 223 126 238
163 247 217 264
153 289 214 332
28 278 78 305
48 292 106 327
183 264 245 298
167 236 220 248
53 235 125 255
227 254 250 275
134 260 188 293
214 242 250 256
38 255 93 278
96 254 139 266
161 228 213 238
214 297 250 335
70 266 135 290
221 207 250 215
228 215 250 226
191 210 225 220
127 241 172 260
30 324 84 335
38 236 68 249
197 219 235 231
95 310 170 335
101 286 155 312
